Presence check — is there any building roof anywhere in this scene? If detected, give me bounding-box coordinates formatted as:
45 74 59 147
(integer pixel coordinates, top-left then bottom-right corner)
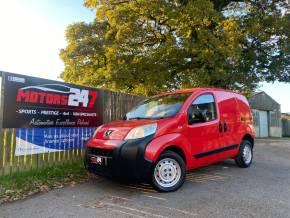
249 91 280 111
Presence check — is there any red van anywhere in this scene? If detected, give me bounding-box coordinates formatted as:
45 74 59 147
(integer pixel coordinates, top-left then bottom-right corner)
84 88 255 192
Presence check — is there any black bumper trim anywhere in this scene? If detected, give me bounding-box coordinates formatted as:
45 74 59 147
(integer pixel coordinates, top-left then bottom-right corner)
194 144 239 158
85 135 154 181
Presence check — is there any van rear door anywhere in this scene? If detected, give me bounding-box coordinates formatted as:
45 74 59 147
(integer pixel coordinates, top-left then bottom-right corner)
215 91 240 159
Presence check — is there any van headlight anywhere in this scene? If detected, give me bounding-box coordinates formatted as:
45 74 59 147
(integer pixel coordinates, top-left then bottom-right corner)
125 123 157 140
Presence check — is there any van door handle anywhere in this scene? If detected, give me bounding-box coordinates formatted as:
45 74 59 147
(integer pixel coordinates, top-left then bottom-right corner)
224 122 228 132
219 122 223 133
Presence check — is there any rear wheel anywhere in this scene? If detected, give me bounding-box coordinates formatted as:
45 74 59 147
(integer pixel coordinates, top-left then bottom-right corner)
235 140 253 168
152 151 186 192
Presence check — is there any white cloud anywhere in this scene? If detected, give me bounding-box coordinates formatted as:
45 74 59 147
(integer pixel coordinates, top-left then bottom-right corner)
0 0 66 80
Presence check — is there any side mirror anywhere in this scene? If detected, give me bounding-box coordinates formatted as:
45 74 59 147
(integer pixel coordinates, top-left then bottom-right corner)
188 108 206 125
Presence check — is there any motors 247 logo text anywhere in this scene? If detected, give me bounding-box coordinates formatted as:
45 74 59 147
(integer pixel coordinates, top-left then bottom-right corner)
16 84 98 108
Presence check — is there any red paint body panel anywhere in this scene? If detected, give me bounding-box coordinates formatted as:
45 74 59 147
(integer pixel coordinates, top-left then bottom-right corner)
144 133 192 168
94 119 157 140
87 88 255 172
86 138 123 150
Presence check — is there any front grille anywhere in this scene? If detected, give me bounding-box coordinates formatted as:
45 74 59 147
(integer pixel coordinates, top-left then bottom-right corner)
85 147 114 177
87 147 113 158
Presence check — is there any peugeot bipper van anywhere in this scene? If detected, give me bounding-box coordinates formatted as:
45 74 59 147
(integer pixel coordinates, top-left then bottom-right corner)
84 88 255 192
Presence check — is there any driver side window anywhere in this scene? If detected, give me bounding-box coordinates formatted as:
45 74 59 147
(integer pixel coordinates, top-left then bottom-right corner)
188 94 217 124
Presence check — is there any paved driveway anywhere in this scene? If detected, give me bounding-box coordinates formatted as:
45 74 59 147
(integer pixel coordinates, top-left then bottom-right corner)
1 139 290 218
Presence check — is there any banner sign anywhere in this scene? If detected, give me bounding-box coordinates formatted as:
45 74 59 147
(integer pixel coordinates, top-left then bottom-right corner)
1 72 103 128
15 127 95 156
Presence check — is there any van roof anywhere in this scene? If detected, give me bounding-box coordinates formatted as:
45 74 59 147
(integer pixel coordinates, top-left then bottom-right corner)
156 88 242 96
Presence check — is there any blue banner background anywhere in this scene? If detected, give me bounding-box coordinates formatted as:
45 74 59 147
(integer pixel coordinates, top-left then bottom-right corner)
15 127 96 156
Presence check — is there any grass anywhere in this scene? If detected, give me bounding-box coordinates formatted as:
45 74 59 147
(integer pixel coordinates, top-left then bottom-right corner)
0 161 91 204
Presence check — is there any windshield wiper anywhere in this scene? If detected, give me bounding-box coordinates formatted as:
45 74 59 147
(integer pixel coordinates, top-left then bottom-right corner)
151 116 168 120
128 117 152 120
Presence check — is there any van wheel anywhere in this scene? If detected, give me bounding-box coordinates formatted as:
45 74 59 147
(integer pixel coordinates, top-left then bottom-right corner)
152 151 186 192
235 140 253 168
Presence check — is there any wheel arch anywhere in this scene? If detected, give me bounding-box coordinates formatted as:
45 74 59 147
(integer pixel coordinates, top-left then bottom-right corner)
144 132 191 166
162 145 187 164
242 134 254 148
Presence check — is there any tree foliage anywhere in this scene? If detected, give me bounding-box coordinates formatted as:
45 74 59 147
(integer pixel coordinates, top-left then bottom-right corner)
60 0 290 96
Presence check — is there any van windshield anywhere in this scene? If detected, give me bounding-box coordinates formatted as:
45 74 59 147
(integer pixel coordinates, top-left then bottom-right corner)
125 92 192 120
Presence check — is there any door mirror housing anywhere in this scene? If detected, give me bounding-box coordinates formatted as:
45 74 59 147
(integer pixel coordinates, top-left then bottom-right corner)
188 108 207 125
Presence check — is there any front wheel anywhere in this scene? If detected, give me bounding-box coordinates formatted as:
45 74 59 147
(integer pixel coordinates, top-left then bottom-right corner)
235 140 253 168
152 151 186 192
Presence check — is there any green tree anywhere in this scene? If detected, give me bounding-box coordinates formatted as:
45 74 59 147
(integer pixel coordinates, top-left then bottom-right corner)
60 0 290 96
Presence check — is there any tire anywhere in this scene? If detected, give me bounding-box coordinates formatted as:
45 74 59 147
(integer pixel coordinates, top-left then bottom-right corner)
235 140 253 168
151 151 186 192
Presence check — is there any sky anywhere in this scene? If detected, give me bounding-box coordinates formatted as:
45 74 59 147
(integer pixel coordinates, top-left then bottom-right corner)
0 0 290 112
0 0 94 80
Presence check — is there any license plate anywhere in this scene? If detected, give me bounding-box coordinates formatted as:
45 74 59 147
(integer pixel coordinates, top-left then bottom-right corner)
90 156 103 165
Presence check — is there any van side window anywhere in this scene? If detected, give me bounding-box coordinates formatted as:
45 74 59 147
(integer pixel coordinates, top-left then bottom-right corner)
188 94 217 124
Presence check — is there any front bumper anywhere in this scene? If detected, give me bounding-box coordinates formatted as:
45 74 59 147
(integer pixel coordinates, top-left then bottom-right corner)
84 135 153 181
